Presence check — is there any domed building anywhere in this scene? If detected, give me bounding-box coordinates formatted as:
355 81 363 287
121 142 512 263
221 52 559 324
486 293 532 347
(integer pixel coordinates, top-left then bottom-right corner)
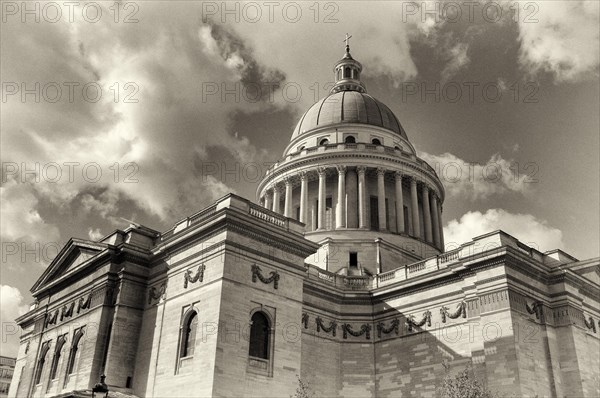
9 43 600 398
258 43 444 275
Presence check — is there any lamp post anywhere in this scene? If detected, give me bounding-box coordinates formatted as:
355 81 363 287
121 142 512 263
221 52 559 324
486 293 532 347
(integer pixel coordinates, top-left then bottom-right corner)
92 375 109 398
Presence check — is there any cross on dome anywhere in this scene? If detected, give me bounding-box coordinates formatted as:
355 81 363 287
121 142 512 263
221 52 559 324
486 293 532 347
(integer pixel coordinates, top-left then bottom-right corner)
344 33 352 48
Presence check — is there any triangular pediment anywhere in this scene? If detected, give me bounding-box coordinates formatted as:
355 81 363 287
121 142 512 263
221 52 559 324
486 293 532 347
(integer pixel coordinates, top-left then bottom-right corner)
31 239 108 294
573 265 600 284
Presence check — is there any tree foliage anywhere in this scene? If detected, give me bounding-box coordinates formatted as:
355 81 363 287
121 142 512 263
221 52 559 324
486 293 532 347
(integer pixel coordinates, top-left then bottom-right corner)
291 375 315 398
438 363 497 398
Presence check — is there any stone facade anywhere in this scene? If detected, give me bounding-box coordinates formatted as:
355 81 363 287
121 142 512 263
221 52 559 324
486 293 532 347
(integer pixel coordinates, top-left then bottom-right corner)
9 194 600 397
0 356 16 397
9 45 600 397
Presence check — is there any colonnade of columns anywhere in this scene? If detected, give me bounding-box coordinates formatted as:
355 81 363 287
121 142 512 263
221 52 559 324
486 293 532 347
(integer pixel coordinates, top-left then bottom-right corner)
261 166 444 250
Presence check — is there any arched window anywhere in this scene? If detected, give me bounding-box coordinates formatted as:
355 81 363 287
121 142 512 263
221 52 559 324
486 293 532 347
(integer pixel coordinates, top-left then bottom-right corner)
34 341 50 385
65 327 84 376
181 311 198 358
49 335 66 380
344 136 356 144
249 312 270 360
344 67 351 78
319 138 329 146
394 146 401 151
371 138 382 145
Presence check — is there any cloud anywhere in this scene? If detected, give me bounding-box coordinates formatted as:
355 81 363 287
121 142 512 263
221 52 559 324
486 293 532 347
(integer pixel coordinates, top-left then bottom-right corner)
0 177 60 244
0 285 29 357
420 152 533 200
515 1 599 82
1 5 280 225
440 42 470 82
88 228 103 241
444 209 564 252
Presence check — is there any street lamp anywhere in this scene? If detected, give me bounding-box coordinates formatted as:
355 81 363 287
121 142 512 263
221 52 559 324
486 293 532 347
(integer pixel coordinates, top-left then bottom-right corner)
92 375 109 398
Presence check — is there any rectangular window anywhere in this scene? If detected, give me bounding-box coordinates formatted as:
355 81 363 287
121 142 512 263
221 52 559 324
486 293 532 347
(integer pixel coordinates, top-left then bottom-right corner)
403 206 410 233
385 198 390 230
370 196 379 231
325 197 333 230
349 252 358 267
295 206 300 221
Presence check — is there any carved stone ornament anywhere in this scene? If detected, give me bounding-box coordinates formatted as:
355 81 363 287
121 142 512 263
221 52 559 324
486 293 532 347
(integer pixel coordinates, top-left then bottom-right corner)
301 313 309 329
60 301 75 321
251 264 280 289
584 316 597 333
77 293 92 313
148 283 166 304
525 300 543 320
184 263 206 288
315 317 337 336
377 319 400 338
45 309 59 328
406 310 432 332
342 323 371 340
440 301 467 323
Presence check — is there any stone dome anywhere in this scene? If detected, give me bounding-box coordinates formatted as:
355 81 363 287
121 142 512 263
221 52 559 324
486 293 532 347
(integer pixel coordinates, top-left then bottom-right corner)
292 91 408 140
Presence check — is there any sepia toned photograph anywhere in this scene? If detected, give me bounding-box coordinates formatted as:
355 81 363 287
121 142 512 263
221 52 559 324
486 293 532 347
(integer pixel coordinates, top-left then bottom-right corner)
1 1 599 397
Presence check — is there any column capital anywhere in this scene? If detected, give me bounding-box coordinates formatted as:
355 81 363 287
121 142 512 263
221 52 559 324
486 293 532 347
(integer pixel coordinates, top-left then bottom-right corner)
376 167 387 176
356 166 367 175
395 171 403 180
264 190 273 199
272 183 284 193
336 165 347 174
298 171 308 181
409 176 419 185
283 176 292 186
421 183 429 193
317 166 328 176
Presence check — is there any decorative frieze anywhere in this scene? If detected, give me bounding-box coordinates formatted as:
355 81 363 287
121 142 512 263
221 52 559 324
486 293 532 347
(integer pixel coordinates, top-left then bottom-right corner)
342 323 371 340
440 301 467 323
251 264 280 289
183 263 206 288
44 291 93 329
406 310 431 332
148 283 166 305
315 317 337 336
377 319 400 338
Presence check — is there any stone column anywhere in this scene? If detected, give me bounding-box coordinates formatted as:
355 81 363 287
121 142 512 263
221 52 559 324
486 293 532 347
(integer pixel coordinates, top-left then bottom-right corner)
357 166 368 229
377 168 387 231
431 193 441 249
299 172 308 223
395 172 404 233
336 166 346 229
410 178 420 238
346 169 358 228
264 190 273 211
422 184 433 243
272 185 281 214
284 177 293 218
317 167 327 230
437 201 444 249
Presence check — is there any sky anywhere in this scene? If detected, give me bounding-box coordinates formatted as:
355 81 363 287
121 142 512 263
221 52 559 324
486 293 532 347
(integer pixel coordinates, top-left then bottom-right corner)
1 1 599 357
